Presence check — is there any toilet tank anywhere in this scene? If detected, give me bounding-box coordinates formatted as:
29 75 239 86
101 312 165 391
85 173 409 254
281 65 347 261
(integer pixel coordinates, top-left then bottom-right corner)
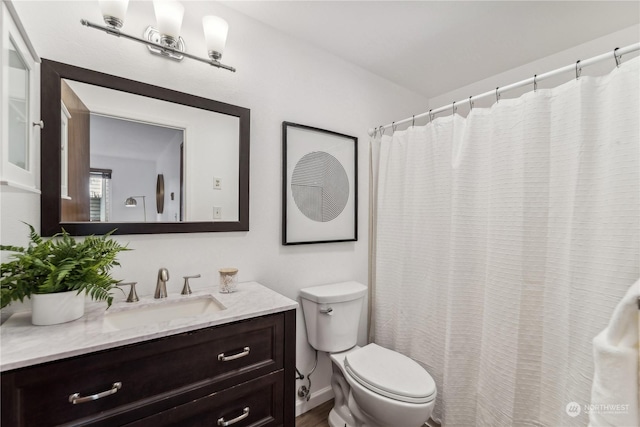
300 281 367 352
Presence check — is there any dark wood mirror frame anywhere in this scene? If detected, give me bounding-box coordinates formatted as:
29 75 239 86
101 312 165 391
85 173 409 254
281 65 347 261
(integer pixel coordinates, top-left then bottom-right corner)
40 59 250 236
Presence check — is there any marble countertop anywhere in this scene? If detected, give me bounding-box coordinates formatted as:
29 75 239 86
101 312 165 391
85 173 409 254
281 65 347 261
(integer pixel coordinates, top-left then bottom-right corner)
0 281 298 372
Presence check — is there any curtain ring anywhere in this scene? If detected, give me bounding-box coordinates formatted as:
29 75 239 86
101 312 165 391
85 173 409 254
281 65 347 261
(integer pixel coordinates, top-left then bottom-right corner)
495 87 500 103
468 96 474 111
533 74 538 92
452 101 457 116
429 109 433 123
614 47 621 68
412 115 415 127
575 60 581 80
392 122 397 132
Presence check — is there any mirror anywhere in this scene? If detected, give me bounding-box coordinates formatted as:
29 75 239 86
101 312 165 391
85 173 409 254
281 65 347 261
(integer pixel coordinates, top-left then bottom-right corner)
40 59 250 236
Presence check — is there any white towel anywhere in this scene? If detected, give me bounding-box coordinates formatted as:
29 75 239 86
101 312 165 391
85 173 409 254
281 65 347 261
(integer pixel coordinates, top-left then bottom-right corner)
589 279 640 427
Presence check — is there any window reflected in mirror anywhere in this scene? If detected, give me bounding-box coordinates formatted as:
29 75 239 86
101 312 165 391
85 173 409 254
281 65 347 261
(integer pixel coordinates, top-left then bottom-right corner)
89 169 111 222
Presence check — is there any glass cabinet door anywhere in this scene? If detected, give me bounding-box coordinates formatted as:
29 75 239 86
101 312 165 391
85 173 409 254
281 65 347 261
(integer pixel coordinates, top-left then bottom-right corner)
8 37 29 171
1 2 39 191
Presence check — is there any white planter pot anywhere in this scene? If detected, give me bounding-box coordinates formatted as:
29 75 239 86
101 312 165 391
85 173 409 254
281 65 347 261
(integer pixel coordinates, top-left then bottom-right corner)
31 290 85 326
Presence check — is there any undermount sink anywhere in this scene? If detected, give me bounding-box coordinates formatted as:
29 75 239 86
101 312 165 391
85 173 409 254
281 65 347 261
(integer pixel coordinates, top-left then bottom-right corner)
103 295 226 331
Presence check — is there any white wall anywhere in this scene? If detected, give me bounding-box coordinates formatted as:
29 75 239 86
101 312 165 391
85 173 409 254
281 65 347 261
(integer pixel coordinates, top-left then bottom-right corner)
427 25 640 120
184 109 239 222
3 0 428 413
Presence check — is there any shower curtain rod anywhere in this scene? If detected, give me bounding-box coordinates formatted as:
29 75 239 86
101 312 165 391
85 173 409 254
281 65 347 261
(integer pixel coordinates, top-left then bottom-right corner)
368 42 640 137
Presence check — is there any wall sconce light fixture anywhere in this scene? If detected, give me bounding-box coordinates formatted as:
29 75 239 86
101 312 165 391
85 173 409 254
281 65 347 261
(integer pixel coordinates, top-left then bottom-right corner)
82 0 235 72
125 195 147 222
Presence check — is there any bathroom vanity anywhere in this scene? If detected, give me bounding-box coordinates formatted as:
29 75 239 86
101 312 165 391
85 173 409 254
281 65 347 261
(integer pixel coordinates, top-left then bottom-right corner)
0 282 297 427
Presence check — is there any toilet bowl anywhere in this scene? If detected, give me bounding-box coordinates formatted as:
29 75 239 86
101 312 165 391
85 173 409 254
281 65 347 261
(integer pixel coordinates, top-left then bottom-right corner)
343 343 436 427
300 282 437 427
329 344 436 427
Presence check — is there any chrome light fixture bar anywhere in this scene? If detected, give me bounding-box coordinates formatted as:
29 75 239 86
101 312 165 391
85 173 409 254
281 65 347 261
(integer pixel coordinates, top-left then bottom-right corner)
82 0 235 72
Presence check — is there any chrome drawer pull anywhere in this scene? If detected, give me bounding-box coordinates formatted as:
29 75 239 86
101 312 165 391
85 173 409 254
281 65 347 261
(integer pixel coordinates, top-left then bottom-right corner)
68 382 122 404
218 346 250 362
218 407 249 426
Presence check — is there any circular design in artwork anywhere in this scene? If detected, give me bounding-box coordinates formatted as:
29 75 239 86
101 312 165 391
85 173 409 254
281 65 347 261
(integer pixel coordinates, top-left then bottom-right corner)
291 151 349 222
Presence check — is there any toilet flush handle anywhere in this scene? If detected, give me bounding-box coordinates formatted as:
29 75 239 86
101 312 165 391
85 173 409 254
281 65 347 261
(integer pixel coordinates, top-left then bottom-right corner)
319 306 333 315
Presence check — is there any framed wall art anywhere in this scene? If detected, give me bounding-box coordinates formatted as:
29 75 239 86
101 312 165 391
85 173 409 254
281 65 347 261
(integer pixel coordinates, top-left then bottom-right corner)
282 122 358 245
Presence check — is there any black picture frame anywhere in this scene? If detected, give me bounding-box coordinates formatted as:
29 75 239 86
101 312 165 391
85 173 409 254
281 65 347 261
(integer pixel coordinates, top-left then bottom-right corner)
282 122 358 245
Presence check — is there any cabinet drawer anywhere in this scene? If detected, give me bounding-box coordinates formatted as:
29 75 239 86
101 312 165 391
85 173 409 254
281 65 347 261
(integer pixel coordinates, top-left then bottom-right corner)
2 314 284 427
124 371 284 427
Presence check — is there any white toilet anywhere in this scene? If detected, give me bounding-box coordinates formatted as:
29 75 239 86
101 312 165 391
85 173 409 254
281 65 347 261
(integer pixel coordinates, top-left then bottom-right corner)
300 281 436 427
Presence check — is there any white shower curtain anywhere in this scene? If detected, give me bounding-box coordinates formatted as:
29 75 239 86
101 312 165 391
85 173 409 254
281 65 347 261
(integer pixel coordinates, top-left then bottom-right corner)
371 56 639 426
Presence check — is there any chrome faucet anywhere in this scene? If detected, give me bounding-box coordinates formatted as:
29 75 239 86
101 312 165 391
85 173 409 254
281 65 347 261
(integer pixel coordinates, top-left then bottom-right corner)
181 274 201 295
117 281 139 303
155 268 170 299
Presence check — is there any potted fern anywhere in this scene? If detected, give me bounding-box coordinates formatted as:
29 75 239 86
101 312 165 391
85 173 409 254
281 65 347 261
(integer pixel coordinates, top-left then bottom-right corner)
0 224 129 325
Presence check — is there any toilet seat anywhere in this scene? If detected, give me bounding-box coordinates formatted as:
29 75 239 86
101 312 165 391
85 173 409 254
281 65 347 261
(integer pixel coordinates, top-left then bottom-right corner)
344 343 436 404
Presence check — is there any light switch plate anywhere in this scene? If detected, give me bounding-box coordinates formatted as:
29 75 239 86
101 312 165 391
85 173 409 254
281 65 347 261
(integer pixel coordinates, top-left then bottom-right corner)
213 177 222 190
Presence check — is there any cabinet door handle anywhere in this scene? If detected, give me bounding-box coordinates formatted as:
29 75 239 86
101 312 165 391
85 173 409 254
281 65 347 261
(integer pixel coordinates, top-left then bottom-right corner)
217 407 249 426
68 382 122 404
218 346 250 362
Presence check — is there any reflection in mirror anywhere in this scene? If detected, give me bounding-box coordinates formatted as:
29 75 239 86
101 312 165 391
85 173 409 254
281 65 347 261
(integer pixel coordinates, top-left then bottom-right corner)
60 79 239 224
84 112 182 223
156 174 165 216
40 59 250 236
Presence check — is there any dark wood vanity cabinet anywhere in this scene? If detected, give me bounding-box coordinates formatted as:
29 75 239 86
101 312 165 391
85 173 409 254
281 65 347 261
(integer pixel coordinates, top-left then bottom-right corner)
1 310 296 427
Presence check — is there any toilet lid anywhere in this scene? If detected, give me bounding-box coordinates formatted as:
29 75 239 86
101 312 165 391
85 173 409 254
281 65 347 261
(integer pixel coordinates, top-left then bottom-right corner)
344 343 436 404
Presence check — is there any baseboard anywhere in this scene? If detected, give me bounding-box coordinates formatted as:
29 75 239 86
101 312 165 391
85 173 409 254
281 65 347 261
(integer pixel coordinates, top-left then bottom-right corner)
295 385 334 417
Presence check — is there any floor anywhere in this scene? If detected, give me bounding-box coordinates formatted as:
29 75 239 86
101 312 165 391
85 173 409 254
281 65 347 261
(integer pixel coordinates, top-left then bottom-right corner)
295 399 333 427
294 400 441 427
